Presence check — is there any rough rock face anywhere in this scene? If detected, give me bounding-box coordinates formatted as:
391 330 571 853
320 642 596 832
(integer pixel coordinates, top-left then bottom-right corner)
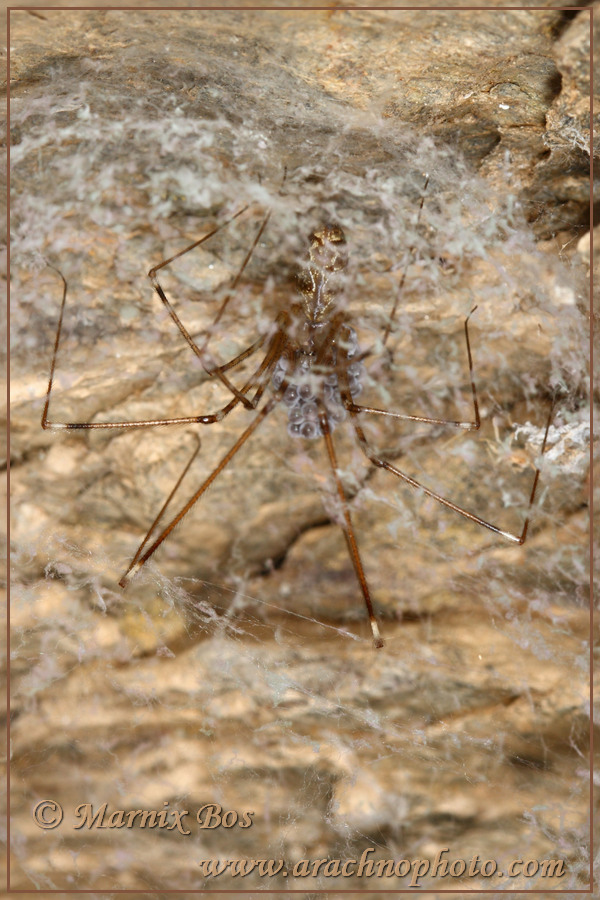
8 5 591 893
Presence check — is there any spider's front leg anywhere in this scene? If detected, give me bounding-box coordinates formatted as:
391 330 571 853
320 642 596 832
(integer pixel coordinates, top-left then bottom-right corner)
346 307 480 431
41 266 273 431
148 207 271 411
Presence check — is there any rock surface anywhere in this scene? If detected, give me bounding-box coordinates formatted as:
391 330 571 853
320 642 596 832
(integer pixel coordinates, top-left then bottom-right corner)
8 5 591 893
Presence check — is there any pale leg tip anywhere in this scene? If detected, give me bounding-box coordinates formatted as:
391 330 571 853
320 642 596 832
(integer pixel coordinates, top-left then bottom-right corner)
371 619 384 649
119 561 141 589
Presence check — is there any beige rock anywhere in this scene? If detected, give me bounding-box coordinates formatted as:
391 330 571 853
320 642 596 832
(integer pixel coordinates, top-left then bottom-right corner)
8 6 590 893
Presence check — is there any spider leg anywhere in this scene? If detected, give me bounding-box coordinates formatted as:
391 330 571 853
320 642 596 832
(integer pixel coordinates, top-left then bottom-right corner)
345 378 555 545
41 267 271 431
205 311 291 418
346 307 480 431
219 334 267 373
118 329 289 587
149 210 271 410
129 434 203 571
382 173 430 348
215 315 289 416
317 398 384 650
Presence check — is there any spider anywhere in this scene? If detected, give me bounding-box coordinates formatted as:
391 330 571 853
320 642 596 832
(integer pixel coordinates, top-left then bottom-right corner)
41 202 553 649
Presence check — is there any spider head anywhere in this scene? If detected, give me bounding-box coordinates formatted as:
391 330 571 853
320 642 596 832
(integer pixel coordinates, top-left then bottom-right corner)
308 223 347 273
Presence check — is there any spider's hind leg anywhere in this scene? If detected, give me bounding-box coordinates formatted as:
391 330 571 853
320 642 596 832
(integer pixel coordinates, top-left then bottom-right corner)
119 434 203 586
119 328 289 588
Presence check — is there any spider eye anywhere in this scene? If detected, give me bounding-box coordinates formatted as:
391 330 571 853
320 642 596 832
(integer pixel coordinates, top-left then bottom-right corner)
309 224 346 246
325 224 346 244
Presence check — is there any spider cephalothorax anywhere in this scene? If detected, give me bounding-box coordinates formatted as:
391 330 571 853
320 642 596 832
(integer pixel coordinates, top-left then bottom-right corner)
296 223 348 326
269 223 362 439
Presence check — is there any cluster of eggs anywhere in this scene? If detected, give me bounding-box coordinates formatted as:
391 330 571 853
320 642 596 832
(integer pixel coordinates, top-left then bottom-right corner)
271 328 364 440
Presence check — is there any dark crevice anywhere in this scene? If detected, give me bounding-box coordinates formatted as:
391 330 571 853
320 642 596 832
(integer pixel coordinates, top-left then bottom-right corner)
548 7 585 41
545 65 563 104
251 461 386 579
509 754 549 770
7 442 50 470
425 692 523 727
256 514 333 576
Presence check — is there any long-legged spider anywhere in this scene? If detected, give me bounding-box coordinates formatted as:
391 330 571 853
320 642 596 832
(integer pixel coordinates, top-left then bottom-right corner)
42 199 553 649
